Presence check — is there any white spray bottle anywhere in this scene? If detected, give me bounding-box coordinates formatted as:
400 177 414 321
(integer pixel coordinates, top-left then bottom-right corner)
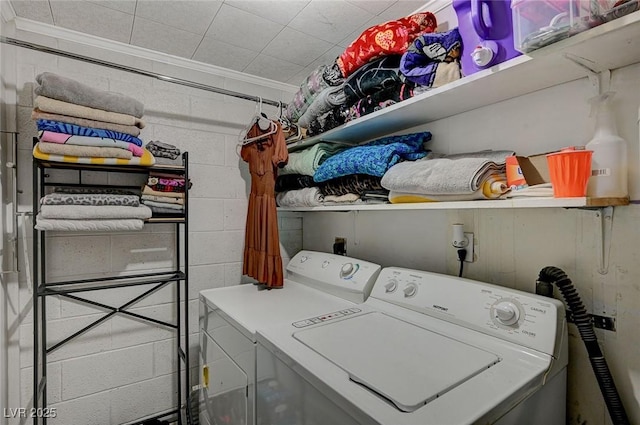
585 91 628 198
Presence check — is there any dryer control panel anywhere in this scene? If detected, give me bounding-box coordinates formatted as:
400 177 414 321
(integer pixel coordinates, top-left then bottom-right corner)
286 251 382 303
370 267 566 357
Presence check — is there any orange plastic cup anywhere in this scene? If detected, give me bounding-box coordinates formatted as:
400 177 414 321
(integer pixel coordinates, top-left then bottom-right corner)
546 150 593 197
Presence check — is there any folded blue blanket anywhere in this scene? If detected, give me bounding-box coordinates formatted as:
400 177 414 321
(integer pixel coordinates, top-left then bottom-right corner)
313 132 431 182
36 119 144 146
400 28 462 87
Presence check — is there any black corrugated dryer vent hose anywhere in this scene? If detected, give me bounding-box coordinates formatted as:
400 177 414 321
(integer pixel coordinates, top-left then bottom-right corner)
537 266 630 425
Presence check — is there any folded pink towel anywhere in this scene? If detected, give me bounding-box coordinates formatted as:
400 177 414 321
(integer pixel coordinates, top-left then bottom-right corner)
39 131 144 157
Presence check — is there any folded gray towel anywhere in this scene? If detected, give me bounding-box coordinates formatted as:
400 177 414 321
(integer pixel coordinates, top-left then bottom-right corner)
381 157 505 195
35 72 144 118
426 149 515 165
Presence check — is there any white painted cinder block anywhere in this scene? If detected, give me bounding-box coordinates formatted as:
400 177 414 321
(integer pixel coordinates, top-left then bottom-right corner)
152 338 177 377
189 263 226 298
189 198 224 232
190 230 244 266
110 304 176 351
110 232 176 273
225 262 251 286
45 235 112 278
108 374 175 425
223 198 248 230
145 88 191 127
20 363 62 405
189 164 244 199
151 124 226 166
48 391 111 425
20 314 112 367
61 344 154 400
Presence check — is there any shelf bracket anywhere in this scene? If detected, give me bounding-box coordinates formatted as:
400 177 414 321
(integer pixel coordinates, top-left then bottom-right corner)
596 206 614 275
562 53 611 95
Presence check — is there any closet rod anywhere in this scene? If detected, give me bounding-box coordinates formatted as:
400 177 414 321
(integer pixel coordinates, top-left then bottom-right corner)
0 36 285 107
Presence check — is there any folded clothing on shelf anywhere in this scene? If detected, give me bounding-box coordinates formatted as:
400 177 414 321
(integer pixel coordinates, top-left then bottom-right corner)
35 216 145 232
33 142 156 166
41 192 140 207
381 150 514 202
35 72 144 117
146 140 181 160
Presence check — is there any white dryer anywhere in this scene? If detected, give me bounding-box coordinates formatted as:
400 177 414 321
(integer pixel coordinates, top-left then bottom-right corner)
198 250 381 425
256 267 569 425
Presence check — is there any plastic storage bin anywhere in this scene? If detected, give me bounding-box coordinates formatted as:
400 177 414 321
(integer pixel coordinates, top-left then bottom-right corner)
511 0 596 52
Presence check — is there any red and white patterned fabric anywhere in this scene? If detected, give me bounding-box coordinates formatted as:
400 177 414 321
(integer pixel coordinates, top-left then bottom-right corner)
336 12 438 78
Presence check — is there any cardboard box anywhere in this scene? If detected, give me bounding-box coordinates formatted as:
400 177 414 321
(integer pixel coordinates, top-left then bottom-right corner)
506 152 556 190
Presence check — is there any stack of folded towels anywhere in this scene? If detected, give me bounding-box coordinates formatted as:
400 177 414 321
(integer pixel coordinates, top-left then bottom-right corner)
141 171 188 216
35 188 152 231
31 72 152 164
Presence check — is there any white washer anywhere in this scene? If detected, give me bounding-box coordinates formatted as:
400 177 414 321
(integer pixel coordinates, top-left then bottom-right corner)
198 250 381 425
256 267 569 425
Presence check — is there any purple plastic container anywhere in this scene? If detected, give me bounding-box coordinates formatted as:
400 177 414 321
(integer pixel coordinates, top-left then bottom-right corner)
453 0 521 76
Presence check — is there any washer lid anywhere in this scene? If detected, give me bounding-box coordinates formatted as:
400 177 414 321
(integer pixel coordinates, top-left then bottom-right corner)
294 312 500 413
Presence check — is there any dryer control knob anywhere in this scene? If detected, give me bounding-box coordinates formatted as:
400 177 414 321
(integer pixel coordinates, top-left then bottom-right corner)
494 302 520 326
403 283 418 298
384 280 398 293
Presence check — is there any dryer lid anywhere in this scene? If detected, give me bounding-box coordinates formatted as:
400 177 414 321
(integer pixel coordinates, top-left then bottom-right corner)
294 312 500 412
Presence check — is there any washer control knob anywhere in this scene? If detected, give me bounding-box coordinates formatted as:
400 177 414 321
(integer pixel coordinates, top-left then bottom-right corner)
403 283 418 298
341 262 354 275
340 263 358 278
300 255 308 263
494 302 520 326
322 260 330 268
384 280 398 293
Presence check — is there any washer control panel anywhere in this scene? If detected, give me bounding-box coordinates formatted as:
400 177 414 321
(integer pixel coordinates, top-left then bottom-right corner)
287 251 381 303
292 308 362 328
370 267 565 356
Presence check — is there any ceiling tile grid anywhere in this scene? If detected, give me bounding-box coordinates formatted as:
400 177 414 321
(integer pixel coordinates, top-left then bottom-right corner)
8 0 429 86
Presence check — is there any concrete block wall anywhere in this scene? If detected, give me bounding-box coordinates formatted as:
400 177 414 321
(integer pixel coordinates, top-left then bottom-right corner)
6 30 301 424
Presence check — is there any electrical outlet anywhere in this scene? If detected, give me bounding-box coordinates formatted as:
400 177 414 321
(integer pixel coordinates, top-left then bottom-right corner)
333 237 347 255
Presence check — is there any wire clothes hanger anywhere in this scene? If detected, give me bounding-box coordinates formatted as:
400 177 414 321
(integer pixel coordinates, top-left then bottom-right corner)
239 97 278 146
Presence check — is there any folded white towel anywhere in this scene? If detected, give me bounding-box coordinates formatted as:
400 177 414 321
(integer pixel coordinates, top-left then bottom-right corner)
39 205 152 220
276 187 324 207
35 215 144 231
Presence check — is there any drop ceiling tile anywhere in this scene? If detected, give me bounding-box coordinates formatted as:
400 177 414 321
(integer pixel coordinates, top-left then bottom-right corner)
346 0 395 15
261 27 333 68
338 16 379 48
204 4 284 53
9 0 54 24
223 0 309 26
131 17 202 58
288 0 373 44
243 54 304 84
377 0 428 21
135 0 223 35
87 0 136 14
193 38 258 72
49 1 134 44
305 45 344 70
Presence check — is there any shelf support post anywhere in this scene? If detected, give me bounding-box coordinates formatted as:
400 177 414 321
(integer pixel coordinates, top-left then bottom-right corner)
596 206 614 275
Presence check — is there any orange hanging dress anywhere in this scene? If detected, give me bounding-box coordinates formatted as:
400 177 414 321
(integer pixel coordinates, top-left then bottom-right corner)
240 121 288 288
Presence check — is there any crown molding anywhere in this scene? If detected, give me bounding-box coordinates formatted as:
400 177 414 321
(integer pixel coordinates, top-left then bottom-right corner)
12 17 298 93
